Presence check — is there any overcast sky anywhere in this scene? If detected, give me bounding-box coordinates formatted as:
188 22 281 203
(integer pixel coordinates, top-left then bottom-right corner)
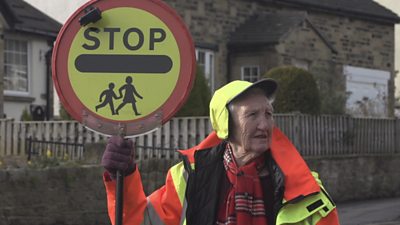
24 0 88 23
24 0 400 96
374 0 400 96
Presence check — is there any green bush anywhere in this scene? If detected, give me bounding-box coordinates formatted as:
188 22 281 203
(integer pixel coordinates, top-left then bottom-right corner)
263 66 321 114
175 65 211 117
21 108 32 121
59 104 74 120
314 66 347 114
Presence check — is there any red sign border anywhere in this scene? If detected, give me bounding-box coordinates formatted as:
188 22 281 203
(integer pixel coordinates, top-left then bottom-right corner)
52 0 196 135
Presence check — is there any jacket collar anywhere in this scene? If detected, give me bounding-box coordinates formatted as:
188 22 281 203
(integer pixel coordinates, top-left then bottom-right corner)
269 127 320 201
179 127 320 202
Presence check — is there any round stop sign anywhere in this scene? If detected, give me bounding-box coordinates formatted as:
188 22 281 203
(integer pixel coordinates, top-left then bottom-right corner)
52 0 196 136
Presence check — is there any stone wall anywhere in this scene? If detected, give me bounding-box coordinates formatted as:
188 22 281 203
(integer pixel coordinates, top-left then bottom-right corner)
0 27 4 118
230 48 279 81
308 13 395 70
0 165 108 225
305 154 400 202
276 20 346 114
307 12 395 115
0 159 177 225
162 0 396 114
164 0 274 89
0 154 399 225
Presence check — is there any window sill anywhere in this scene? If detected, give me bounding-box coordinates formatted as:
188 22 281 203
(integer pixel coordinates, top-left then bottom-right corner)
4 95 35 103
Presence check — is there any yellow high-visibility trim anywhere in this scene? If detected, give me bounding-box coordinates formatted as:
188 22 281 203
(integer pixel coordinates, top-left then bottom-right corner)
276 172 335 225
170 162 187 206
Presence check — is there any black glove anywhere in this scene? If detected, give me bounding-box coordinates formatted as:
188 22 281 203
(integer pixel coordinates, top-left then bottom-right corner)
101 136 136 179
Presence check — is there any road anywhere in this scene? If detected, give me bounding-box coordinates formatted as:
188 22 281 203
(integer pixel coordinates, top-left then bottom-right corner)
337 197 400 225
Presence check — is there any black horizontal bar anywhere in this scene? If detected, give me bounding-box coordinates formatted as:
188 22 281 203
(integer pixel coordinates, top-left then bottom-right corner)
75 54 173 73
135 145 177 151
28 138 84 147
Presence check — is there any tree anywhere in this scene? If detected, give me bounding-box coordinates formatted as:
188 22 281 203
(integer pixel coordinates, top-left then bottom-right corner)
20 108 32 121
59 104 74 120
312 65 347 114
264 66 321 114
175 66 211 117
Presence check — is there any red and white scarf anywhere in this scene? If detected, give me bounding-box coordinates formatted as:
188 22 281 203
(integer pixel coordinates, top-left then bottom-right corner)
216 144 268 225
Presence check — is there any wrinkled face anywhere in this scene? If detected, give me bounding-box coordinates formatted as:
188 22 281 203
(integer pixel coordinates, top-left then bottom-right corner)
229 89 274 154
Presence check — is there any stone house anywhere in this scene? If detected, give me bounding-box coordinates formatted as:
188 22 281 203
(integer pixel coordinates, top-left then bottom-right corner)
0 0 61 120
2 0 399 118
166 0 400 116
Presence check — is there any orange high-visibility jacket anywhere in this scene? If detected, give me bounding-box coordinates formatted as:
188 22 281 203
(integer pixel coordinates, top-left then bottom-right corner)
104 127 340 225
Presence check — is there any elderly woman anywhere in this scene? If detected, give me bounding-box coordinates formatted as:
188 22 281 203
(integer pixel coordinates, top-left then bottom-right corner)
101 79 339 225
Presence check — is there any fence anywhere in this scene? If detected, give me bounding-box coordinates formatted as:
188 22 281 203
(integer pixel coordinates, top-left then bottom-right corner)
0 119 103 159
274 114 400 156
0 117 212 161
26 138 85 161
0 115 399 160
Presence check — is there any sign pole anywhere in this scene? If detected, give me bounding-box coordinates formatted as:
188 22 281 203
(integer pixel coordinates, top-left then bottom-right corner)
116 125 126 225
115 170 124 225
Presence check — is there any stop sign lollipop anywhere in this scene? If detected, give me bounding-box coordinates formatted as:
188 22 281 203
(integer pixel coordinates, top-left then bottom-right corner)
52 1 196 224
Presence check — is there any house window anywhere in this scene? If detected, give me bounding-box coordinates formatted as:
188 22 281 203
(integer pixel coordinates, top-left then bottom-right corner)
4 39 29 94
196 49 215 92
241 66 260 83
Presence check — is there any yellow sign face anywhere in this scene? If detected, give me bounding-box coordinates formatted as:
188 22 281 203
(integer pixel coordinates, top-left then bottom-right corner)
68 7 180 121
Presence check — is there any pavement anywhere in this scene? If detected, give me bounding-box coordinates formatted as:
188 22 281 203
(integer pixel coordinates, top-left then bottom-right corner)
337 197 400 225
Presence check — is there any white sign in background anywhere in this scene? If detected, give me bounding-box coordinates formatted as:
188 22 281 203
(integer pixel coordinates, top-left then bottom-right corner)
344 65 390 116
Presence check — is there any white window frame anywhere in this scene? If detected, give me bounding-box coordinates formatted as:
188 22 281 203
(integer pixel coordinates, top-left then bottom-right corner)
4 38 31 96
195 48 215 92
241 65 260 83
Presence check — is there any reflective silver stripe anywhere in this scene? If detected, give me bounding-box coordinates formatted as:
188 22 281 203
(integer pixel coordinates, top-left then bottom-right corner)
179 197 187 225
179 169 189 225
141 162 190 225
141 198 165 225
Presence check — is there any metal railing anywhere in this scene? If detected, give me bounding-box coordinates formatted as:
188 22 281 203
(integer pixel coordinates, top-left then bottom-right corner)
26 137 85 161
